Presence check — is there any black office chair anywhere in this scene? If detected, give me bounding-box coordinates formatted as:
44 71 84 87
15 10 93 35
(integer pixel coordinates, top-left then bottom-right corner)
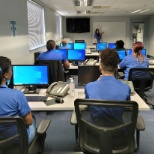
0 116 50 154
128 67 154 107
35 60 65 85
74 99 138 154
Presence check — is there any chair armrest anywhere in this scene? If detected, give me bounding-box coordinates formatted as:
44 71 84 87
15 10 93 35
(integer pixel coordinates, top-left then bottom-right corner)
70 110 77 125
136 114 145 131
71 105 89 125
37 119 51 134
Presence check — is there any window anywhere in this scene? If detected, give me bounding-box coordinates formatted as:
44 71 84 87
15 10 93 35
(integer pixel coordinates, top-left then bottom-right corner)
55 13 62 41
27 0 45 50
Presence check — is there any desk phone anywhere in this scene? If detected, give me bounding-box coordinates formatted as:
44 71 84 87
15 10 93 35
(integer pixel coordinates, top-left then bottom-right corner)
83 59 97 65
46 81 69 97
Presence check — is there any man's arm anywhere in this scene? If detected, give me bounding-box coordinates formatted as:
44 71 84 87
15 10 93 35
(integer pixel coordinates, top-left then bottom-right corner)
23 112 33 126
63 60 70 69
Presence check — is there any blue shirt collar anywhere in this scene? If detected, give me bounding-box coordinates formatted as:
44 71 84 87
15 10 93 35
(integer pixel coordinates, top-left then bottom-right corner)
0 84 8 88
99 76 116 81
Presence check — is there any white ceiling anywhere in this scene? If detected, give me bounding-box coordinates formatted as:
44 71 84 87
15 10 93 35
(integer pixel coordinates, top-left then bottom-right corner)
40 0 154 17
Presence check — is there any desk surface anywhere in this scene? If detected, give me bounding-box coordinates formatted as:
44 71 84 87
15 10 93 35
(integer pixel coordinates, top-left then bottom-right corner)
28 89 150 111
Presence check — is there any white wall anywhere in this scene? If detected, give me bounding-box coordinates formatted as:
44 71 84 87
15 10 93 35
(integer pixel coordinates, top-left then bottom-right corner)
148 15 154 56
63 16 149 49
0 0 62 64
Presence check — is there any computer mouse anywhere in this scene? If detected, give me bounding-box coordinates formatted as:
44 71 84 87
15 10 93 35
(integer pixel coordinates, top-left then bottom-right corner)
55 97 64 103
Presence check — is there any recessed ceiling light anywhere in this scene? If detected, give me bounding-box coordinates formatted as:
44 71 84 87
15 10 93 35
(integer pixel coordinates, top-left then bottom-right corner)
74 0 93 6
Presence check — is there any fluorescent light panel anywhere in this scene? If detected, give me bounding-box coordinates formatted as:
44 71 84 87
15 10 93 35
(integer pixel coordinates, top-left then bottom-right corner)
140 9 150 13
131 9 141 13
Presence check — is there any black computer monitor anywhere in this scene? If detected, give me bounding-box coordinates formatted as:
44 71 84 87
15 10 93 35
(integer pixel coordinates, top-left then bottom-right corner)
74 43 86 50
116 49 127 61
12 65 49 94
127 49 146 56
55 49 67 59
59 43 74 49
96 42 107 51
108 43 116 49
78 66 101 86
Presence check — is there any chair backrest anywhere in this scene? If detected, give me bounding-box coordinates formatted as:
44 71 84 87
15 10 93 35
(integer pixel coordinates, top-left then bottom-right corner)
35 60 65 85
0 116 28 154
74 99 138 154
128 68 154 99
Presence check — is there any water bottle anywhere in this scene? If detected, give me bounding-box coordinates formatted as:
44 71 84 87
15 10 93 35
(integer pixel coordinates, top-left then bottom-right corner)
69 78 75 96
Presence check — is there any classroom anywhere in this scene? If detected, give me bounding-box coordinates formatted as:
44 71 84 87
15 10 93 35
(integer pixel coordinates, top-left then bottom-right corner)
0 0 154 154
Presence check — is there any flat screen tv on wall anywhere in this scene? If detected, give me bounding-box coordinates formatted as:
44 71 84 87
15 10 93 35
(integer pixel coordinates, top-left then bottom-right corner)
66 18 90 33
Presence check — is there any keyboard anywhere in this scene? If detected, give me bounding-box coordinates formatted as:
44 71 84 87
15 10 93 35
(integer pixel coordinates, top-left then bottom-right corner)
119 80 135 94
26 96 48 102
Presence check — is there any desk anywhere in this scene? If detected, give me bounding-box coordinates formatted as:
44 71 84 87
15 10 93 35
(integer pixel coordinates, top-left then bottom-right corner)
28 89 150 111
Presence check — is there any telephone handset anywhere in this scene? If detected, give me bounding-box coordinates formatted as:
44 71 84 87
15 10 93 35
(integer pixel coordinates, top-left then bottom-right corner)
83 59 97 65
46 81 69 97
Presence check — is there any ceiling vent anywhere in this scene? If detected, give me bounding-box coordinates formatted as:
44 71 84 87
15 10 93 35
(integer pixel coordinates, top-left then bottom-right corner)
77 11 90 14
93 6 110 9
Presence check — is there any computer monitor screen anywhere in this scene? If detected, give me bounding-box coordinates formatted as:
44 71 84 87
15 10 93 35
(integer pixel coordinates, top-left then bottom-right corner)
117 49 127 61
59 43 74 49
108 43 116 49
55 49 67 59
74 43 86 50
96 42 107 51
127 49 146 56
78 66 101 86
67 50 85 61
12 65 49 92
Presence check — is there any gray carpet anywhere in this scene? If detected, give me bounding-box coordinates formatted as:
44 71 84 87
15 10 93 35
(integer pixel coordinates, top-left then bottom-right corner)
32 109 154 154
32 76 154 153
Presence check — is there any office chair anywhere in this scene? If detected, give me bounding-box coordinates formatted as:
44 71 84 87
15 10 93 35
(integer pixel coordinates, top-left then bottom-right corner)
128 67 154 107
128 67 154 151
35 60 65 85
74 99 138 154
0 116 50 154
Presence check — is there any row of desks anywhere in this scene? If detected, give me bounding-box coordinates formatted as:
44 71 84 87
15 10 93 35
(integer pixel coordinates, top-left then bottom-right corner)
28 89 150 111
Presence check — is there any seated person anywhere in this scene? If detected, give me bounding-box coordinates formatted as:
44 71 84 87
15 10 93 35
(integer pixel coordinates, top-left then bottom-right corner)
85 48 131 126
119 42 149 80
115 40 125 50
37 40 70 69
61 39 67 47
0 56 35 144
58 39 68 49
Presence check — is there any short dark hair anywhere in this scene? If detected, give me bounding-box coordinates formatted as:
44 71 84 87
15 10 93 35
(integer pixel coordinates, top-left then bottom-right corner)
0 56 11 84
99 48 119 72
46 40 55 51
115 40 124 49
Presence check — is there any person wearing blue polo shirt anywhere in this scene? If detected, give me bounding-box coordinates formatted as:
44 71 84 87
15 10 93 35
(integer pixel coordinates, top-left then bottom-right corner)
94 29 104 43
0 56 35 144
119 42 149 80
37 40 70 69
59 39 68 49
85 48 130 125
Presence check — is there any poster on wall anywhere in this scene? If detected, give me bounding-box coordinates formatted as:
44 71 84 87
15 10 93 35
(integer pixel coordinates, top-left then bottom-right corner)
10 20 16 37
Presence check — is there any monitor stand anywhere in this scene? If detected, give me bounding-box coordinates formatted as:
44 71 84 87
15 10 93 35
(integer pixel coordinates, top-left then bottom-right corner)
23 86 40 94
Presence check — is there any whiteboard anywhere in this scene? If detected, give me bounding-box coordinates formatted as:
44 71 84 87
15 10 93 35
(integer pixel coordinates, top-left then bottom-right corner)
93 22 126 43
